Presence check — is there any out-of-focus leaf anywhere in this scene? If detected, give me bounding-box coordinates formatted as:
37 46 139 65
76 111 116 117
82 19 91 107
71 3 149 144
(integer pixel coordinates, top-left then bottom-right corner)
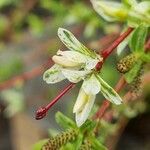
0 89 25 117
91 0 128 22
129 25 148 52
0 59 23 82
122 0 137 7
55 112 76 129
140 53 150 63
32 139 48 150
125 60 142 83
27 14 44 36
128 1 150 27
90 137 107 150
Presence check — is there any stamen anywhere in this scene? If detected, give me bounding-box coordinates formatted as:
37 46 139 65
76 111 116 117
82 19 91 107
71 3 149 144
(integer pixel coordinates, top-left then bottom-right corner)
35 83 75 120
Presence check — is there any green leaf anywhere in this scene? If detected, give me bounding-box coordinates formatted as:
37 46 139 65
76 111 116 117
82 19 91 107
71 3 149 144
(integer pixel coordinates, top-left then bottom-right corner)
128 1 150 27
58 28 98 58
95 74 122 105
55 112 76 129
122 0 137 7
90 137 107 150
141 53 150 62
130 25 148 52
125 60 142 83
71 133 83 150
80 120 96 133
32 139 48 150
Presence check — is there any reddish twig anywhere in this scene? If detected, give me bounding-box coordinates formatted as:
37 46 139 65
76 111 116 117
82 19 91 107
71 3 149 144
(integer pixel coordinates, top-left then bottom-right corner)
0 59 52 91
35 27 134 120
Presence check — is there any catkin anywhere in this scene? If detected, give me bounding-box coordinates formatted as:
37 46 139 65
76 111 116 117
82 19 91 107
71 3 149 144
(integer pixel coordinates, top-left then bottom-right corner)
42 129 77 150
130 64 144 95
117 54 137 73
80 140 92 150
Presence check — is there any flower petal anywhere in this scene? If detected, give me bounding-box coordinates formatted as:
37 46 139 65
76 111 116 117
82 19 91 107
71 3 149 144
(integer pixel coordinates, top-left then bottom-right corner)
82 74 101 95
52 55 81 67
75 92 96 127
58 28 98 58
61 69 91 83
96 74 122 105
91 0 128 22
43 64 65 84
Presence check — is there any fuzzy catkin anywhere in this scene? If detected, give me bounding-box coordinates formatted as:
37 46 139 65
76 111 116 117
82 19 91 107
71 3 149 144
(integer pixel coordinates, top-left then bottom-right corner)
80 140 92 150
117 54 137 73
130 64 144 95
42 129 77 150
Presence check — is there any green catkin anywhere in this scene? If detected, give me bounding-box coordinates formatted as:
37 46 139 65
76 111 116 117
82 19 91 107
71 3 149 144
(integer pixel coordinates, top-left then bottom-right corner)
130 64 144 95
42 129 77 150
117 54 137 73
80 140 92 150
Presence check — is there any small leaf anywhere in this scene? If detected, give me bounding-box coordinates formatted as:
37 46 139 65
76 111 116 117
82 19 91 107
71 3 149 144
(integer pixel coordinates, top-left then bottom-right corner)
140 53 150 63
91 0 128 22
125 60 142 83
43 64 65 84
80 119 96 132
130 25 148 52
55 112 76 129
96 74 122 105
58 28 98 58
32 139 48 150
71 133 83 150
90 137 107 150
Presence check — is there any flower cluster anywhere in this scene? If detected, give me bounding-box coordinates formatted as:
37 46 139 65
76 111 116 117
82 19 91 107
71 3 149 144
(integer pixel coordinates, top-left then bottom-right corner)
43 28 122 126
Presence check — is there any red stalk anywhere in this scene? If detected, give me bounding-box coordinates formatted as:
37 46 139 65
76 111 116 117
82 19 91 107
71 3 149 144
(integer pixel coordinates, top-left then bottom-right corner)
35 27 134 120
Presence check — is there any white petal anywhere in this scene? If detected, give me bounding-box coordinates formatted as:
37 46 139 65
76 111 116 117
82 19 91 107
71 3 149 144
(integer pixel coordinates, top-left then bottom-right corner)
43 64 65 84
57 50 88 64
91 0 127 22
96 74 122 105
85 57 100 70
58 28 98 58
61 69 91 83
52 55 81 67
73 88 89 113
82 74 101 95
75 93 96 127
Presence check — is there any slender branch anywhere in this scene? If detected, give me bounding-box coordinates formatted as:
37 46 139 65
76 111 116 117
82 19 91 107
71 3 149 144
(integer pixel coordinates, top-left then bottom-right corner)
35 27 134 120
101 27 134 60
0 60 52 91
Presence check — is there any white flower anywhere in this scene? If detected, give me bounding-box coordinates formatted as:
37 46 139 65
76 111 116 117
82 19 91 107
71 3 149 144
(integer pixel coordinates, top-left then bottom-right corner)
73 74 122 126
43 28 122 127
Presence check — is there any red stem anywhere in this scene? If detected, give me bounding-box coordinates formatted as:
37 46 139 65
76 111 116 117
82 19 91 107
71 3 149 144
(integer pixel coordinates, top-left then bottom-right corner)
36 27 134 120
101 27 134 60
